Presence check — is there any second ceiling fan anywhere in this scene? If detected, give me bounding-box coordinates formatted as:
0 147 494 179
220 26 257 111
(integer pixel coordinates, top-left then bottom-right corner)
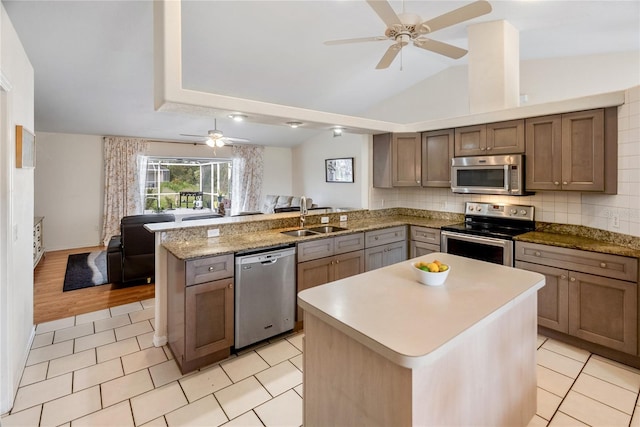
325 0 492 69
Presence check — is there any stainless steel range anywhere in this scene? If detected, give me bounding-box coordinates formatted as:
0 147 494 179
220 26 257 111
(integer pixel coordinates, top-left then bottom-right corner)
441 202 535 266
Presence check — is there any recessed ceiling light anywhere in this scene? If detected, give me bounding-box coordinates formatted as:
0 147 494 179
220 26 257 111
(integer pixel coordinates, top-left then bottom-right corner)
228 114 247 122
286 121 303 128
332 127 343 137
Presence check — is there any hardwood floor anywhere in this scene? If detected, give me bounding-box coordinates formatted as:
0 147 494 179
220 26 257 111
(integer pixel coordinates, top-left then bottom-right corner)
34 246 154 325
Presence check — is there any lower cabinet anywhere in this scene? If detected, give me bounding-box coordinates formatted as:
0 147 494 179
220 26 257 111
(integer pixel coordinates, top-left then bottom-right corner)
515 241 639 355
296 233 365 323
364 226 407 271
167 253 234 373
410 226 440 258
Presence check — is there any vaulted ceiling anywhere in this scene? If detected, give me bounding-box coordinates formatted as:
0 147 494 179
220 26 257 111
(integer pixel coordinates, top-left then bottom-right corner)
3 0 639 147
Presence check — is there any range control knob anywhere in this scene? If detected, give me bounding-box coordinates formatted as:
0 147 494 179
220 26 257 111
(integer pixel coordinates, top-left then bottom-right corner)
520 210 527 215
510 209 517 215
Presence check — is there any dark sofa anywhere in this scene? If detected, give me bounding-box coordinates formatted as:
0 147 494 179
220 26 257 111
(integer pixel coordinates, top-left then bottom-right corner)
107 213 175 284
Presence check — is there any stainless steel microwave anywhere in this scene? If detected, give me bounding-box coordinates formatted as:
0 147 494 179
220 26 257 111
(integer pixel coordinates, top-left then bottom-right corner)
451 154 527 195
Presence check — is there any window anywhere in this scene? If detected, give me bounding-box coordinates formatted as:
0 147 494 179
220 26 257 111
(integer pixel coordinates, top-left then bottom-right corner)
143 157 232 212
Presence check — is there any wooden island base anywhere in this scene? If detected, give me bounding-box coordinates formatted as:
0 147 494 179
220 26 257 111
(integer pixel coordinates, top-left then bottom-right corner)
303 294 537 426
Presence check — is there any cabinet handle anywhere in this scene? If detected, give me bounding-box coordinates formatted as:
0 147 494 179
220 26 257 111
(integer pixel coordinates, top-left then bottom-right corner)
336 260 340 264
417 180 420 184
486 147 492 150
208 266 215 271
561 275 567 280
600 262 607 268
534 251 541 257
375 236 378 240
331 260 335 265
228 284 233 289
480 147 486 151
554 182 560 186
563 181 568 185
570 277 576 282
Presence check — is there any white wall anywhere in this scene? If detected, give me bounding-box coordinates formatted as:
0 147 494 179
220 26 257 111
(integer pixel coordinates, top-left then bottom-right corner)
292 132 369 209
363 51 640 124
370 85 640 237
34 132 103 250
0 3 35 414
35 135 294 250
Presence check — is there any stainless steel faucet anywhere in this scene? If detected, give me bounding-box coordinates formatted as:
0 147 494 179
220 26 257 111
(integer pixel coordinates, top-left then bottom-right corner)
300 196 308 229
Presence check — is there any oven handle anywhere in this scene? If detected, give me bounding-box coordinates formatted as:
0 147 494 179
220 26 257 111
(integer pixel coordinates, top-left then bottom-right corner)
440 230 513 265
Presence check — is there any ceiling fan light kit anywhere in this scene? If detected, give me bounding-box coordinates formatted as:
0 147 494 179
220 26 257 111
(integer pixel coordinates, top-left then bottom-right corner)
180 118 250 147
324 0 492 69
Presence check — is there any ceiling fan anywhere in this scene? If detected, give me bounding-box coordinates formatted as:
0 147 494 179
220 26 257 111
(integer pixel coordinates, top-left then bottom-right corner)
180 119 250 147
324 0 492 69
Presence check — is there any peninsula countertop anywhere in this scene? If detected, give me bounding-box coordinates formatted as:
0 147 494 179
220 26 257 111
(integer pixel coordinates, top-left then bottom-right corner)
297 252 545 369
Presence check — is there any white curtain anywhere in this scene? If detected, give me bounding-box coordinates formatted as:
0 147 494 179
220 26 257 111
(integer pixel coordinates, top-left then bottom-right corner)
100 137 149 246
231 145 264 215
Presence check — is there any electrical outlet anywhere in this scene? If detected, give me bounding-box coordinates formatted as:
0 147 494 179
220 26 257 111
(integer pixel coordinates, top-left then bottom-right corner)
207 228 220 237
340 215 348 222
321 216 329 224
612 213 620 228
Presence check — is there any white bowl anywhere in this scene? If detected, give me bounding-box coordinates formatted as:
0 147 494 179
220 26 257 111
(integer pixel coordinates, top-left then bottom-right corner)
412 261 450 286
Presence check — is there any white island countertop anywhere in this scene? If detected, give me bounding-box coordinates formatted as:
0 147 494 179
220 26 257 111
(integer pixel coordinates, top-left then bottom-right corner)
298 253 545 369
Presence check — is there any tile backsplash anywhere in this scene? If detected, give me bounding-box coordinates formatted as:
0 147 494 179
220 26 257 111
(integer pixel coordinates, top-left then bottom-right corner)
370 85 640 238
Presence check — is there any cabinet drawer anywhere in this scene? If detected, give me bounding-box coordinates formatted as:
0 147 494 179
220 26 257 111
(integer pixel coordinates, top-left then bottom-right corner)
298 238 334 262
334 233 364 255
410 226 440 245
515 241 638 282
365 226 406 248
186 254 234 286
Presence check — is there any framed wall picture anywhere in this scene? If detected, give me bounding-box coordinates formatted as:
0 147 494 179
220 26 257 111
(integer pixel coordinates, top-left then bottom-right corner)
16 125 35 168
325 157 354 183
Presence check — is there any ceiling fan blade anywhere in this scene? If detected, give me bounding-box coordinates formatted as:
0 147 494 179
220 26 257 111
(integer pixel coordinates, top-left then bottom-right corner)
376 41 407 69
413 38 467 59
225 136 250 143
418 0 492 34
366 0 401 28
180 133 207 138
324 36 388 46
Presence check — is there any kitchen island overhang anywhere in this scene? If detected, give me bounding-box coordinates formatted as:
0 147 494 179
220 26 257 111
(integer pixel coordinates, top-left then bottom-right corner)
298 253 545 426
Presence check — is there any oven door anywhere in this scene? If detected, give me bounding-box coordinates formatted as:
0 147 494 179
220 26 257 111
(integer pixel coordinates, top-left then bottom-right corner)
440 230 513 266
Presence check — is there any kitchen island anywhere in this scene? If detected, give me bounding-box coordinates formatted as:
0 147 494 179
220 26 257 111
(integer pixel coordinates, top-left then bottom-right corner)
298 253 545 426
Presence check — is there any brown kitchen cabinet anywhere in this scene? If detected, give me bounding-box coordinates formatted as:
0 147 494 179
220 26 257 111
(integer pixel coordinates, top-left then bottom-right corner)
372 133 421 188
364 226 407 271
421 130 454 187
410 226 441 258
454 119 525 156
167 253 234 373
525 108 617 193
515 241 638 355
296 233 365 323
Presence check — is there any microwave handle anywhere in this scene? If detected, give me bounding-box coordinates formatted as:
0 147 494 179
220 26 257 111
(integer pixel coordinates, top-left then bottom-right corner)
504 165 510 192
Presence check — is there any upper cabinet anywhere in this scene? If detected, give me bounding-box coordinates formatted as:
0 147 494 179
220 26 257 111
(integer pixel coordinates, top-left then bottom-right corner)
525 108 617 193
373 131 452 188
454 119 525 157
392 133 422 187
422 129 454 187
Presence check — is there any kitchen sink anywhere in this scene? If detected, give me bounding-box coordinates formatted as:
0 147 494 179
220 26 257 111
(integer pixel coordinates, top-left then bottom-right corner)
308 226 348 234
280 229 320 237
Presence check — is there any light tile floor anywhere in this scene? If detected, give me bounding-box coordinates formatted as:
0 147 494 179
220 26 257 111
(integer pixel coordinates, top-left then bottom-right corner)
3 298 640 426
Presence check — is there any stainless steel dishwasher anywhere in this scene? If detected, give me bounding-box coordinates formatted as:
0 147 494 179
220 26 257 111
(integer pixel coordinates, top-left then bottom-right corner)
234 244 296 349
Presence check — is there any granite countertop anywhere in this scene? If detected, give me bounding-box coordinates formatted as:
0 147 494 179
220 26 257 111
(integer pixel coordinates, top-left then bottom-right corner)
298 252 545 368
162 215 459 260
515 231 640 259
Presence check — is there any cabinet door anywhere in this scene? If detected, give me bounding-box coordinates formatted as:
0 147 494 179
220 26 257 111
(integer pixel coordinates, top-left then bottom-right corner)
568 271 637 355
410 226 440 245
410 241 440 259
333 251 364 281
365 241 407 271
334 233 364 255
373 133 393 188
365 226 406 247
486 119 525 154
296 257 332 321
515 261 569 333
185 278 234 361
525 115 562 191
421 130 453 187
298 237 334 262
454 125 486 156
392 133 421 186
561 109 605 192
